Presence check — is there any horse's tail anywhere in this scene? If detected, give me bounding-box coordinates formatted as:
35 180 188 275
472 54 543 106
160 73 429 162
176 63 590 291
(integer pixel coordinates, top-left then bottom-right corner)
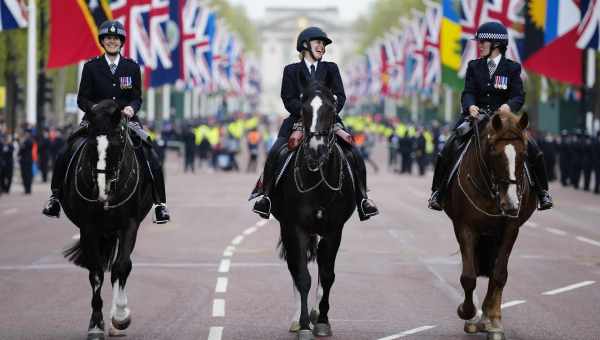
476 234 500 277
62 233 119 271
277 234 319 263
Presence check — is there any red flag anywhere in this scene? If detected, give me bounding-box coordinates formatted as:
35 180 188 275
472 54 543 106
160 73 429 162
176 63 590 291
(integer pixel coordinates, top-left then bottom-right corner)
47 1 111 68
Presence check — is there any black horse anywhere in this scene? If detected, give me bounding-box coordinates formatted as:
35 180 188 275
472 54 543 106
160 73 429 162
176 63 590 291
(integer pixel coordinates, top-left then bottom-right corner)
271 82 356 340
60 99 153 340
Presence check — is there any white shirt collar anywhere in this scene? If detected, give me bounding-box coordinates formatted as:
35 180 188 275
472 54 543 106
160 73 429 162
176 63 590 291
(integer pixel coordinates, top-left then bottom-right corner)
304 59 318 73
105 54 121 67
487 54 501 67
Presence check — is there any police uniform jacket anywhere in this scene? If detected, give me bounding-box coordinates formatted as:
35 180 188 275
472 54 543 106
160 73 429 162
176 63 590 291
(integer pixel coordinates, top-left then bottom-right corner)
279 60 346 138
461 56 524 116
78 54 142 122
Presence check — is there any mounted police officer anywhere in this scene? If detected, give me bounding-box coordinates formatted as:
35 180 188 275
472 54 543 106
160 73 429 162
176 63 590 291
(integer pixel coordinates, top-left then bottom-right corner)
42 20 170 223
251 26 379 221
428 22 553 211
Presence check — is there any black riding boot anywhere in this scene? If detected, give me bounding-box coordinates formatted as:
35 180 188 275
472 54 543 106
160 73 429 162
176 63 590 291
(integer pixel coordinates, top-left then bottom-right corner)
528 142 553 210
42 144 70 218
144 147 170 224
428 135 457 211
343 143 379 221
252 137 287 219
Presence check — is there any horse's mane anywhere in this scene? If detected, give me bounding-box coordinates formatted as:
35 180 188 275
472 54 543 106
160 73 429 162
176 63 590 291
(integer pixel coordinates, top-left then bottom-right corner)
301 80 335 106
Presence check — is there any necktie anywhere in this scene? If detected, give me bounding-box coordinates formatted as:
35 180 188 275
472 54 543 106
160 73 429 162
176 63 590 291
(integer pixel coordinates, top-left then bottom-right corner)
310 64 316 79
487 59 496 77
110 63 117 75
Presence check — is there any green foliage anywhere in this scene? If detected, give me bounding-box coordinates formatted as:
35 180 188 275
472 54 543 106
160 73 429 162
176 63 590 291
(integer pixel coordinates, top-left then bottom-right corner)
355 0 428 53
208 0 258 53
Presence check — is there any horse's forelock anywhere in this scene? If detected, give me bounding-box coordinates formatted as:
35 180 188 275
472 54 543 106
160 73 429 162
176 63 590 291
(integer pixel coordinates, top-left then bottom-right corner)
487 112 526 145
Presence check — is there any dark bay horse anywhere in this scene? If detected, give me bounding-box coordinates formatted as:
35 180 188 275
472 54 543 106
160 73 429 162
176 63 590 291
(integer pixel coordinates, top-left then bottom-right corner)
271 82 355 340
60 99 153 340
444 111 536 340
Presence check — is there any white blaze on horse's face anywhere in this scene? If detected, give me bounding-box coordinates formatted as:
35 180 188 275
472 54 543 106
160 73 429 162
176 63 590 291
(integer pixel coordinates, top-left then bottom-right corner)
504 144 519 207
309 96 324 151
96 135 109 201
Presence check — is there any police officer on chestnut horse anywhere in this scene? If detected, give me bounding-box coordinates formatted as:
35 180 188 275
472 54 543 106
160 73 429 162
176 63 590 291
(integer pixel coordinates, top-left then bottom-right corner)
42 20 170 224
428 22 553 211
250 26 379 222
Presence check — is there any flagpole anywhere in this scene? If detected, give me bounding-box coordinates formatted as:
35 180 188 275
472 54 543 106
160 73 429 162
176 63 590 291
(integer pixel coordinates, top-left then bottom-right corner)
162 85 171 121
26 0 37 126
147 87 156 122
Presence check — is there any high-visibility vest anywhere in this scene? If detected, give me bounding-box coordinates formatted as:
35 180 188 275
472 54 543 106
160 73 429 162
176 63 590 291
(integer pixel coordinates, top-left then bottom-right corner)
424 130 434 154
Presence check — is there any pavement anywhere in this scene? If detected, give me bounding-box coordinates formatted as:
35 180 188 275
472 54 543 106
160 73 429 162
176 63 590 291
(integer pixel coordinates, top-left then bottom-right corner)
0 146 599 340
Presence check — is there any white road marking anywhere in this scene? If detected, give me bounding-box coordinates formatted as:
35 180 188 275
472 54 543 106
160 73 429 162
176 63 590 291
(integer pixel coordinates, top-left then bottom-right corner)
243 226 258 235
218 259 231 273
387 229 400 239
524 221 538 228
231 235 244 245
3 208 18 215
72 233 81 240
212 299 225 317
377 325 438 340
576 236 600 247
501 300 526 309
215 277 228 293
207 326 223 340
223 246 235 257
256 219 269 227
545 227 567 236
542 281 595 296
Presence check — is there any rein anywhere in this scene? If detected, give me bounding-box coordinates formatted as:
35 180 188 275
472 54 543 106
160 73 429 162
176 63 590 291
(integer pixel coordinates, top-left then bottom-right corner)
293 131 344 194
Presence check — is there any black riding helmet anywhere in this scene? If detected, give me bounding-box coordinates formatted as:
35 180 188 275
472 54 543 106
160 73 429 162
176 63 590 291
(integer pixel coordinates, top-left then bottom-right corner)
473 22 509 55
98 20 127 45
296 26 332 53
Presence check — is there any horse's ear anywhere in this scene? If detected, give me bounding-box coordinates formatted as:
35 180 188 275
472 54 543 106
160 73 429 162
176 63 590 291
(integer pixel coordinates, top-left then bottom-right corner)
492 114 503 131
518 112 529 130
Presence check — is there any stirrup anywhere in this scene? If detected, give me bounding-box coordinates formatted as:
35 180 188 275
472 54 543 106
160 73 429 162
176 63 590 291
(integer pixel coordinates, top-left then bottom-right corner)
359 198 379 217
253 196 271 219
153 203 170 224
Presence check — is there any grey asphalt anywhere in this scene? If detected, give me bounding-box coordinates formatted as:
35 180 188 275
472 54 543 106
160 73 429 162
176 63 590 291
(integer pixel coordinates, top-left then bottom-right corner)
0 147 599 340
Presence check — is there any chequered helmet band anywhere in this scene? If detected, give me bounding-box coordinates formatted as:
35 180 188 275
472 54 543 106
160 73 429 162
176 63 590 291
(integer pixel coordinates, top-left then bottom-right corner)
476 32 508 41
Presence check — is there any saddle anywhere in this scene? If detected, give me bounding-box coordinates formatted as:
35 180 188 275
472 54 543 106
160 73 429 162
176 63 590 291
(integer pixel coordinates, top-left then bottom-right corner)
69 135 141 209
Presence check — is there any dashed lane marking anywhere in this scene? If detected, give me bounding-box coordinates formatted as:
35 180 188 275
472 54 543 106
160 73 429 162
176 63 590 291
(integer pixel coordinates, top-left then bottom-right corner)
72 233 80 240
542 281 595 296
218 259 231 273
524 221 538 228
377 325 438 340
207 326 223 340
243 226 258 235
215 277 228 293
3 208 18 215
575 236 600 248
212 299 225 317
545 227 567 236
501 300 526 309
223 246 235 257
231 235 244 245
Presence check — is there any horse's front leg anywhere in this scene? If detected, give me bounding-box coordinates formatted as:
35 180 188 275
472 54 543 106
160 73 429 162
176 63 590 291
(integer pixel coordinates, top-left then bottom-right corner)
312 232 342 337
284 225 313 340
110 219 138 332
482 226 519 340
454 223 479 322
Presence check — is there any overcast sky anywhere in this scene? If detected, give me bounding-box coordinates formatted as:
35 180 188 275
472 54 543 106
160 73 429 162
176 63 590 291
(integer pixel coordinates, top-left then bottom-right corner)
228 0 374 21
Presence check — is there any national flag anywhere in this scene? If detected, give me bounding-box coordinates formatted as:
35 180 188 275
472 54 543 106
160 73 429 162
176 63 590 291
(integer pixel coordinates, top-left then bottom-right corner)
424 1 442 94
577 0 600 50
146 0 182 87
48 0 112 68
0 0 26 31
522 0 583 85
110 0 152 66
441 0 463 88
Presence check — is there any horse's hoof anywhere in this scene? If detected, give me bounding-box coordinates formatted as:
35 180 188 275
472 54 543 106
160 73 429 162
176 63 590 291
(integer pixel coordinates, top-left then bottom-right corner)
487 331 506 340
108 327 126 337
111 315 131 330
297 329 315 340
457 303 477 320
87 327 105 340
313 323 332 337
289 321 301 333
464 321 479 334
309 309 319 325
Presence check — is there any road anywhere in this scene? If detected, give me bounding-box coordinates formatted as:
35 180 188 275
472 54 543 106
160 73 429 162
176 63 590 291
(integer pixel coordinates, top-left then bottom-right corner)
0 147 599 340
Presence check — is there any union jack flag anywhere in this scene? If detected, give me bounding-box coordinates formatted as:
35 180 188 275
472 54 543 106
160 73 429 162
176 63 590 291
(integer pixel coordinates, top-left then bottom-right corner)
111 0 153 67
181 1 214 89
0 0 27 31
577 0 600 50
424 1 442 93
